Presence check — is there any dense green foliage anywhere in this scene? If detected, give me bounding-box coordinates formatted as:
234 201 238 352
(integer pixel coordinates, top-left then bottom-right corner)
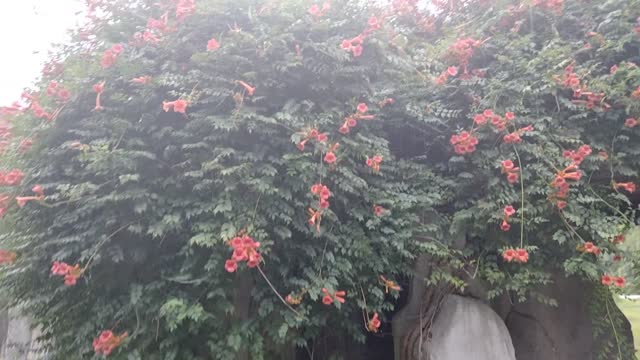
0 0 639 358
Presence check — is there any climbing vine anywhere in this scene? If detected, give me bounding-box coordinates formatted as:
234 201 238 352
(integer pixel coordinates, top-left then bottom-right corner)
0 0 638 358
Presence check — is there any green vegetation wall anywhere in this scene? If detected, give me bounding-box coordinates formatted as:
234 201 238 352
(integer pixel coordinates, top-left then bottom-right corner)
0 0 639 358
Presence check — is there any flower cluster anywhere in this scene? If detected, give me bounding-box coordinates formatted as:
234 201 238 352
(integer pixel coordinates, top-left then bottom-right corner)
134 29 160 44
162 99 188 114
321 288 346 305
308 2 330 17
614 181 636 193
341 35 364 57
324 143 339 164
572 90 609 111
339 16 382 57
147 14 170 33
22 92 56 121
503 125 533 144
175 0 196 22
367 312 381 332
311 183 332 209
473 109 515 132
557 63 581 89
93 330 127 356
0 250 17 264
6 0 640 352
296 128 327 151
491 110 512 131
29 102 50 121
450 131 479 155
46 81 71 102
308 183 332 232
339 103 374 134
562 144 591 165
366 155 382 173
0 169 25 186
500 205 516 231
134 13 171 44
578 241 600 255
0 104 21 117
558 63 611 110
446 37 482 73
224 234 261 272
601 275 626 288
502 248 529 263
435 66 459 84
51 261 82 286
101 44 124 69
500 160 519 184
549 164 582 209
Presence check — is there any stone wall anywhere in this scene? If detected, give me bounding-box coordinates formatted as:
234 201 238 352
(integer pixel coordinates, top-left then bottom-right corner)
0 308 48 360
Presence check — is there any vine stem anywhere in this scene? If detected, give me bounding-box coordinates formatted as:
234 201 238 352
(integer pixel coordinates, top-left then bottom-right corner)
608 130 619 182
586 185 633 224
559 211 588 243
250 192 262 227
513 145 525 248
83 220 138 271
585 172 632 225
316 227 332 279
256 264 303 318
605 295 623 359
359 284 369 330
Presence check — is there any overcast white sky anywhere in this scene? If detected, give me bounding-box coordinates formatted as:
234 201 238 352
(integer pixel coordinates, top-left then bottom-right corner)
0 0 83 106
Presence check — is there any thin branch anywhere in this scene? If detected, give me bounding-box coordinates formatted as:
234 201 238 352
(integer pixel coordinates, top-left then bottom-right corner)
359 284 369 330
256 265 303 318
585 182 632 225
250 192 262 226
83 220 138 271
513 146 526 248
559 212 588 243
605 295 623 360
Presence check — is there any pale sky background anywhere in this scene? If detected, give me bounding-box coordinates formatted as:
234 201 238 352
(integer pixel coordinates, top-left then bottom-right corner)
0 0 83 106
